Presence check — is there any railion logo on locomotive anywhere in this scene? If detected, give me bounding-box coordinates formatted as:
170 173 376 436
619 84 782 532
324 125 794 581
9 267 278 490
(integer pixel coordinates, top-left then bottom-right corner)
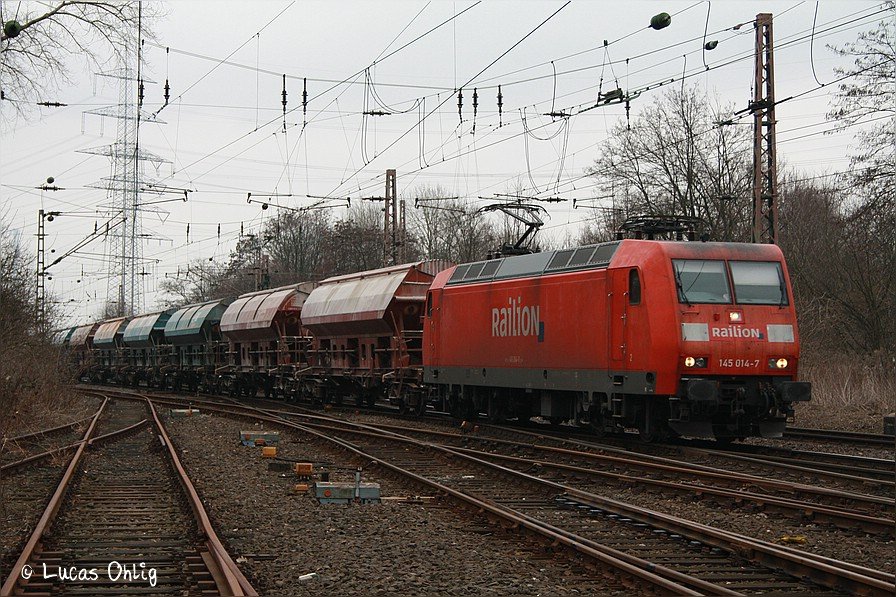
492 297 541 338
712 326 762 339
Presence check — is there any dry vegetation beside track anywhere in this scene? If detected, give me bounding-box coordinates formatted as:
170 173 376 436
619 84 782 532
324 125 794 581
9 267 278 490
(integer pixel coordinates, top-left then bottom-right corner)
796 352 896 432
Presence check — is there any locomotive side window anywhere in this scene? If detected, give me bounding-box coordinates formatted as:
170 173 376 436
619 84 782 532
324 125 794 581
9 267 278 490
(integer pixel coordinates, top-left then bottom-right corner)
730 261 788 305
628 269 641 305
672 260 731 304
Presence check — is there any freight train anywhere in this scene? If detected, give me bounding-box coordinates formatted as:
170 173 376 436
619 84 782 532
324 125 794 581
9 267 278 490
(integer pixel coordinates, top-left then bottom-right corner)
59 239 811 441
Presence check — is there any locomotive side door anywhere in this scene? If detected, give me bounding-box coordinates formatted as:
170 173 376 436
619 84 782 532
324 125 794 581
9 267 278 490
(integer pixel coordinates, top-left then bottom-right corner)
425 290 438 366
608 268 628 369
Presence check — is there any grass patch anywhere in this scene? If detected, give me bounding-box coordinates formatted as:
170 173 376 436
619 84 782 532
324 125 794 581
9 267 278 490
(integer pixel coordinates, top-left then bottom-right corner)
796 351 896 432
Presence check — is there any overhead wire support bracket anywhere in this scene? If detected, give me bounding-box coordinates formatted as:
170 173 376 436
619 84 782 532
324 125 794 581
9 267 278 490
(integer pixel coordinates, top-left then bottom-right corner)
247 193 350 212
413 196 464 213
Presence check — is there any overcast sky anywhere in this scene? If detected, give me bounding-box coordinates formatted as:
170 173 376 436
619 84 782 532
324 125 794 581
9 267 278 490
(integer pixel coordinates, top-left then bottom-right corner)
0 0 885 324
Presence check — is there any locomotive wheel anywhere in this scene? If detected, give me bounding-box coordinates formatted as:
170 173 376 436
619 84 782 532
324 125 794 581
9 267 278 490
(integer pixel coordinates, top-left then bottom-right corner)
588 414 606 437
638 419 669 443
450 397 476 420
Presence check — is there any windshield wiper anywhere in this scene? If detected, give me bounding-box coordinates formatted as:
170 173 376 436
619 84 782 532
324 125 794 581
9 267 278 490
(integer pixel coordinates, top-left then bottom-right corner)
778 271 787 309
674 267 692 307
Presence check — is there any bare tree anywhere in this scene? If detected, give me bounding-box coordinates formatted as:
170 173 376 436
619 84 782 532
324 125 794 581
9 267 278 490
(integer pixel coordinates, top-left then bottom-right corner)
266 209 331 284
409 184 498 263
0 0 156 120
157 259 227 307
323 202 386 275
0 216 71 469
828 2 895 200
587 86 752 241
779 176 896 353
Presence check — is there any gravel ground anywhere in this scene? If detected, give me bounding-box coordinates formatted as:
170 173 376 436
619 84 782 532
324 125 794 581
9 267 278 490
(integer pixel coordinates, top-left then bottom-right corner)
298 408 895 575
164 413 633 596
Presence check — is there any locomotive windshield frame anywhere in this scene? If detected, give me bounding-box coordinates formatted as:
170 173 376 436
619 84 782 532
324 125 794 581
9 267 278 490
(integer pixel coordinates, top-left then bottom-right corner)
673 259 788 306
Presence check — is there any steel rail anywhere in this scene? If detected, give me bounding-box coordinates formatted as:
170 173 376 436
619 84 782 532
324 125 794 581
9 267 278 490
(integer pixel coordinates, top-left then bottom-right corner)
5 415 94 443
0 398 109 596
446 445 894 536
146 399 257 597
267 406 895 510
785 427 896 446
677 447 895 488
1 419 149 474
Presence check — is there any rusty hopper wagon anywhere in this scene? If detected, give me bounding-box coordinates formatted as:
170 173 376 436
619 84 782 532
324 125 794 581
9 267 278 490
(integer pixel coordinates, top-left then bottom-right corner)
219 282 316 398
300 261 450 412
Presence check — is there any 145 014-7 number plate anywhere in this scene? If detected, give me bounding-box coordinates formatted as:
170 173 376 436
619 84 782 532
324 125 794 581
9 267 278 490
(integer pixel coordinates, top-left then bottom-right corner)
718 358 760 368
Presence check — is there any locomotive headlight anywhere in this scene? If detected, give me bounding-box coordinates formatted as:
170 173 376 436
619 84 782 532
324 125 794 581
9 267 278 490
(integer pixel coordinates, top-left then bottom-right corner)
729 310 744 323
685 356 696 367
769 358 788 369
684 356 707 368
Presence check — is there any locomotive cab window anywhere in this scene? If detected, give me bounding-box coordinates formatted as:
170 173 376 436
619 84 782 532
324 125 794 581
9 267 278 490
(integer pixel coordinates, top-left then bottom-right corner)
730 261 788 305
672 260 731 304
628 269 641 305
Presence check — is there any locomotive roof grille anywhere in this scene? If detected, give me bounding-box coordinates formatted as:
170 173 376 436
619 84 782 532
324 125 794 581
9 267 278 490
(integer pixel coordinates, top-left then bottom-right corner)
447 241 620 285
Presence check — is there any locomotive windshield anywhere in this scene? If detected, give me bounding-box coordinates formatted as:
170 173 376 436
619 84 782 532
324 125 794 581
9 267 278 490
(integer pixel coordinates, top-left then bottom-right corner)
730 261 788 305
673 260 731 304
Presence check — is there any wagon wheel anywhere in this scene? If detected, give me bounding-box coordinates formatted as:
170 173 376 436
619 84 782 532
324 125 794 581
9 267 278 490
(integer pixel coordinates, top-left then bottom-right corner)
413 395 427 417
365 390 378 408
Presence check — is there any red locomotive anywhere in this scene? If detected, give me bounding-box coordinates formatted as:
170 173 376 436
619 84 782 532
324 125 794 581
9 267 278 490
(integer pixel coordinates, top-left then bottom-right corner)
423 240 811 440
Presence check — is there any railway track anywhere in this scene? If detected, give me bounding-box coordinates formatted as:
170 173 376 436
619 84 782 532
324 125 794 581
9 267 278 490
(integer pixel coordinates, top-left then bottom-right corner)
1 396 256 596
84 387 895 595
784 427 895 446
286 408 895 533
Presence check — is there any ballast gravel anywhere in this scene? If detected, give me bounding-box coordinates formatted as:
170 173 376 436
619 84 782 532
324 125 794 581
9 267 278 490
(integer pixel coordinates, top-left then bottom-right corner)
164 413 627 596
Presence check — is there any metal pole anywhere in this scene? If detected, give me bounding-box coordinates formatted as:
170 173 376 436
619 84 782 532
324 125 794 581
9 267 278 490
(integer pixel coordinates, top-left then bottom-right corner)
752 13 779 244
386 169 397 265
37 209 46 324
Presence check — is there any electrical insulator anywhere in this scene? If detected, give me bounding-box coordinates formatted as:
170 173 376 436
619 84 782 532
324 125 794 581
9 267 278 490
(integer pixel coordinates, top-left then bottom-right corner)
650 12 671 30
497 85 503 126
472 88 479 117
281 74 287 132
302 77 308 126
457 89 463 122
704 40 718 50
138 79 144 107
164 79 170 105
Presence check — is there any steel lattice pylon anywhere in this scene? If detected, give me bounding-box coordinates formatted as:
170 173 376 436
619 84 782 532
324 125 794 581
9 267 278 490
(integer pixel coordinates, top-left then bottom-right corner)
80 43 167 317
